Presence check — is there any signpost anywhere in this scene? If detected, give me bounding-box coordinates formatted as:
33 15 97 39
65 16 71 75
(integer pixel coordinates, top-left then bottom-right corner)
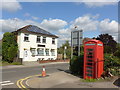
71 29 83 59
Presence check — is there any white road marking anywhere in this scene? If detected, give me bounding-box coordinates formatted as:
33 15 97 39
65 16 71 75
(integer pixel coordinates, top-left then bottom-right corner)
0 81 14 86
1 83 14 86
0 81 10 84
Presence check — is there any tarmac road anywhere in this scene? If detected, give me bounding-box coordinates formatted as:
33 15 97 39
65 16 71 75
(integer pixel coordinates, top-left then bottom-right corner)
1 62 69 89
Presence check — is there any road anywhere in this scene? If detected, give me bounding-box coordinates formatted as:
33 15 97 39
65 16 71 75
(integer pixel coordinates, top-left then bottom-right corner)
1 63 69 88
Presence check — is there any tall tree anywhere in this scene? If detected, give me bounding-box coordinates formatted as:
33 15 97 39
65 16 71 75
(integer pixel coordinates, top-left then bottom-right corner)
58 40 71 59
2 32 18 63
96 34 117 54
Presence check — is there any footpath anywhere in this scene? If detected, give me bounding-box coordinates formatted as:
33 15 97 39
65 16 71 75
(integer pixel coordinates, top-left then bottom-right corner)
1 62 68 69
26 71 119 88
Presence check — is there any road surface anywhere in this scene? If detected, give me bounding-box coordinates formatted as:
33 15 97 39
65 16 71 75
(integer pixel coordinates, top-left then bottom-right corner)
1 63 69 88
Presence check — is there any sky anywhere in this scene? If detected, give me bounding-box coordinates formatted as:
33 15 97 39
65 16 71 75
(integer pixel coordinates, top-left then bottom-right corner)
0 0 119 47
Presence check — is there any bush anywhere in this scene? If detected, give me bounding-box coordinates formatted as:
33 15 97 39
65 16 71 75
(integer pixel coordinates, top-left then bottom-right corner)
69 53 84 76
104 53 120 76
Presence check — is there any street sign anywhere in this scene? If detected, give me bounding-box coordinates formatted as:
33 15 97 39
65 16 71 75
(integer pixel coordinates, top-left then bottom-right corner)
71 30 83 58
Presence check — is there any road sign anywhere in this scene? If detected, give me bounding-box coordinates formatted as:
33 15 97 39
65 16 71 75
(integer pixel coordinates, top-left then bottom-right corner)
71 30 83 58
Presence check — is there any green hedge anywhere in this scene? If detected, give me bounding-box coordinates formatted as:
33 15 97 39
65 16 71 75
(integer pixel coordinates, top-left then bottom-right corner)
104 53 120 76
69 53 84 76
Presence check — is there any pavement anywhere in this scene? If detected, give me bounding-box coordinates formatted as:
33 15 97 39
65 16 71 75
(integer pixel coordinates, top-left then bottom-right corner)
1 62 69 69
26 71 119 88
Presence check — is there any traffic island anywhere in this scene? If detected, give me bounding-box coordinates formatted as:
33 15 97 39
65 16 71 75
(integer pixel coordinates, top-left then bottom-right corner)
25 71 118 88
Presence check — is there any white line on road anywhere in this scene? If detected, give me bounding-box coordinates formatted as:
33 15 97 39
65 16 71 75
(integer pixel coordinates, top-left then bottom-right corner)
0 81 14 86
1 83 14 86
0 81 10 84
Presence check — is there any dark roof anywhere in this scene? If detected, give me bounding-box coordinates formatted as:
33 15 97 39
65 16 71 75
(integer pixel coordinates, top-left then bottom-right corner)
15 25 58 38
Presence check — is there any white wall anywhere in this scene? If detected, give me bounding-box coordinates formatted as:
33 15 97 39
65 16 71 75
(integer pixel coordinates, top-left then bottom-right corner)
17 32 58 61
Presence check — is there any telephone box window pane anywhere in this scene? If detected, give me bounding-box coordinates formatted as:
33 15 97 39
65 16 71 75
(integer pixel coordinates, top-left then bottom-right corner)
87 63 92 66
87 67 93 69
87 49 93 51
87 74 92 77
87 56 93 58
87 52 93 55
87 70 92 73
87 60 93 62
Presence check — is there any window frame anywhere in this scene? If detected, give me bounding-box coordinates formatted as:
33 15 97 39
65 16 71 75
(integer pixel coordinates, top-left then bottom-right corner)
45 49 49 56
37 48 44 56
52 38 55 44
24 34 29 42
51 49 55 56
30 48 36 56
36 36 41 43
42 37 46 43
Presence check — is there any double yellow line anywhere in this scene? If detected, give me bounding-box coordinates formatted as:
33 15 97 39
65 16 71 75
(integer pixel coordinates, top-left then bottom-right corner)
16 74 41 90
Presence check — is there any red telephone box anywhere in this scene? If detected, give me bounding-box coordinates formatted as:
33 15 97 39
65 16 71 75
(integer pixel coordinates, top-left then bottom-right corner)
84 40 104 79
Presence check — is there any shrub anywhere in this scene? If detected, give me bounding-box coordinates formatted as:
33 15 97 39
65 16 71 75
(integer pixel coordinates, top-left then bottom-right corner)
69 53 84 76
104 53 120 76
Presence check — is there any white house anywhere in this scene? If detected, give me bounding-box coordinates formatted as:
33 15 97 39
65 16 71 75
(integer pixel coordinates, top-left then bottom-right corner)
13 25 58 62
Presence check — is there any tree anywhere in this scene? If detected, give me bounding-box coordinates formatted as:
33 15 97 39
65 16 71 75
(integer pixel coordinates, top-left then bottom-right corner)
96 34 117 54
57 40 71 59
2 32 18 63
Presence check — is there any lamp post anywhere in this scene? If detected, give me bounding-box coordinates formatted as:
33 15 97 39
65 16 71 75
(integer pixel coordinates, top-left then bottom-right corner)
64 46 67 61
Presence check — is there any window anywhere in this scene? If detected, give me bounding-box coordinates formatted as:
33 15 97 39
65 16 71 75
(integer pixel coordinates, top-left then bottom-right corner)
24 34 29 42
42 37 46 43
30 48 36 56
37 36 41 43
45 49 49 56
52 38 55 44
37 48 44 56
87 74 92 77
51 49 55 56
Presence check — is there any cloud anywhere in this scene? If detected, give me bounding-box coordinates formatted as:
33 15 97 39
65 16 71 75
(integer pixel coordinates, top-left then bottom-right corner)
76 0 117 7
71 14 99 31
0 15 119 45
24 13 39 20
40 18 68 31
31 16 39 20
24 13 31 17
99 19 118 35
0 18 40 33
99 18 118 41
1 0 22 12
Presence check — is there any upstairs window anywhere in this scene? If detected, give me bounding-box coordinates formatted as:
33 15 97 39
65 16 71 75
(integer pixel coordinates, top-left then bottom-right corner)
24 34 29 42
42 37 46 43
37 36 41 43
52 38 55 44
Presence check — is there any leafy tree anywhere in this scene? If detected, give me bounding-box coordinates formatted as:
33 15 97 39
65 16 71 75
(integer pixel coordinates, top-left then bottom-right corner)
58 40 71 59
96 34 117 54
2 32 18 63
114 43 120 58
